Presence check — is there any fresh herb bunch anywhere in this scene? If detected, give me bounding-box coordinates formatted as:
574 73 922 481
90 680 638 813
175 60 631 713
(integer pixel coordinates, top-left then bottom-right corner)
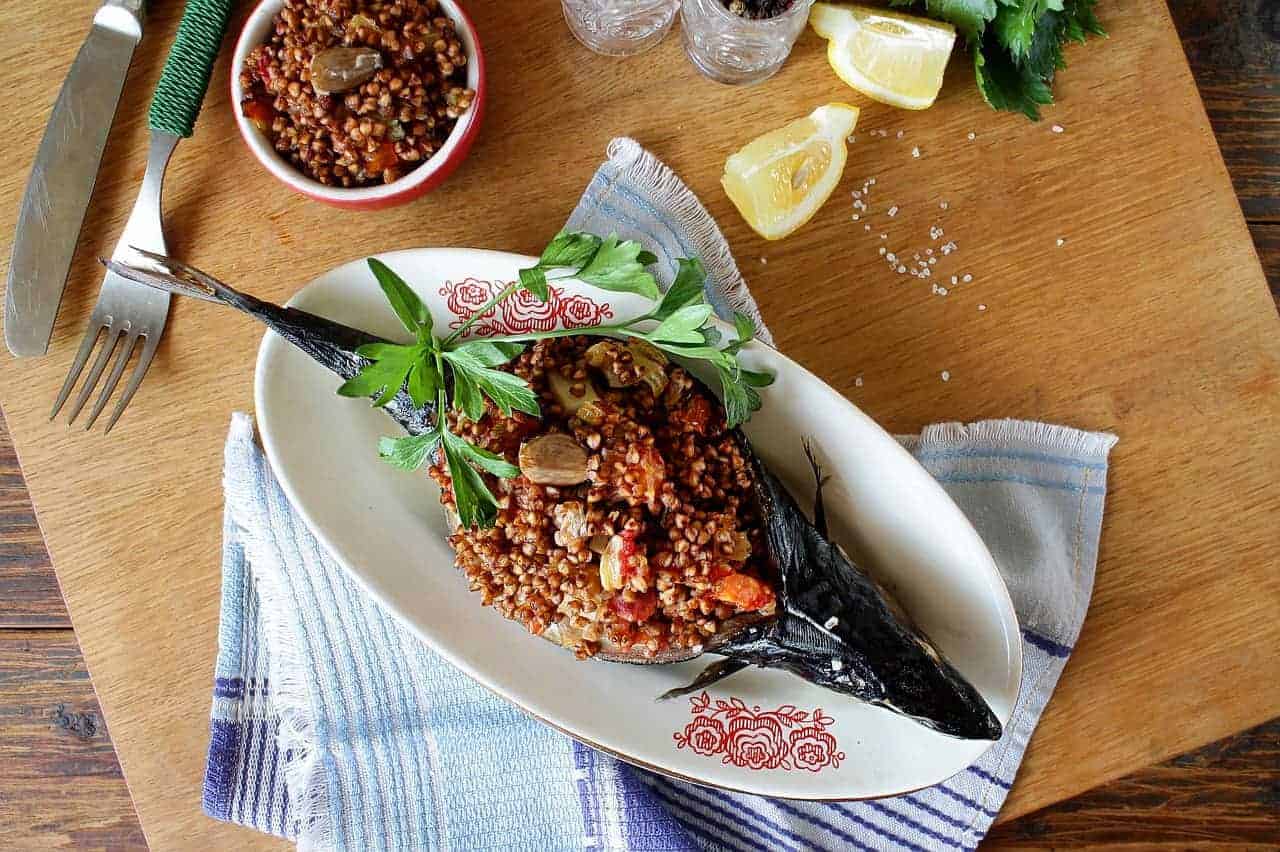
891 0 1105 120
337 233 774 529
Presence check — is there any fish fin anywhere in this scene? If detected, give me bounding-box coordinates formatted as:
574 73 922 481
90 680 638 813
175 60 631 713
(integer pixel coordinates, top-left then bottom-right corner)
802 438 832 539
657 658 749 701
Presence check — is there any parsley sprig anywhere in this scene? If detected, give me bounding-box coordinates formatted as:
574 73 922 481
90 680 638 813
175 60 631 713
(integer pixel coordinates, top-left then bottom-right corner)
339 232 774 530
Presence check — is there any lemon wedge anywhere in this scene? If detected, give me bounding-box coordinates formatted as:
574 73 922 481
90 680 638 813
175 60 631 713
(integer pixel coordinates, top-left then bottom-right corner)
810 3 956 110
721 103 859 241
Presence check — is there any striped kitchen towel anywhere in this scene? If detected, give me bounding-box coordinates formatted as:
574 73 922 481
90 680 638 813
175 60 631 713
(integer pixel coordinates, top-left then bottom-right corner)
204 139 1118 850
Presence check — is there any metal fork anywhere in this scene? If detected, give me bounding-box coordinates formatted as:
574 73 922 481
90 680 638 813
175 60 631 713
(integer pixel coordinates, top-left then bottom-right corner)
49 0 233 432
50 132 177 432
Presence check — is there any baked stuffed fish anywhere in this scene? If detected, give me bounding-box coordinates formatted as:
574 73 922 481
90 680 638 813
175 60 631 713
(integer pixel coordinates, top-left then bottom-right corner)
105 251 1001 741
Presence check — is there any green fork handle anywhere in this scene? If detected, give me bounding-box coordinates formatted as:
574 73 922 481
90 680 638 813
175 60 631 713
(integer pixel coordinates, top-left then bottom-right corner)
148 0 235 137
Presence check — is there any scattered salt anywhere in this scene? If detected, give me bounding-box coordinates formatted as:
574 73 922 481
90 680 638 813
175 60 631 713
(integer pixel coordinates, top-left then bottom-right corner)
879 233 887 240
887 205 899 217
928 257 937 265
852 214 860 221
967 132 976 141
896 130 904 139
886 252 897 263
939 201 949 210
864 224 872 231
978 304 987 312
879 247 887 255
832 658 843 672
896 265 906 274
759 257 768 265
940 370 951 382
911 146 921 159
854 375 864 387
950 275 958 285
824 616 839 629
869 178 876 185
1052 124 1064 134
962 273 973 283
1056 237 1065 247
929 225 944 240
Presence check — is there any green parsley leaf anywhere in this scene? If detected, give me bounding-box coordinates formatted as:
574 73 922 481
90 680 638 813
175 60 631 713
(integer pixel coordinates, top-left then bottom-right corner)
367 258 431 334
441 430 499 529
719 370 762 429
740 368 775 388
575 234 660 300
518 266 549 302
1060 0 1104 42
406 361 438 408
337 357 413 406
355 342 416 361
637 250 659 266
538 232 602 269
649 304 714 345
443 350 540 418
450 365 485 420
651 258 707 322
993 0 1061 61
892 0 996 43
458 441 520 478
1022 8 1067 82
378 432 440 470
974 41 1053 120
452 339 525 367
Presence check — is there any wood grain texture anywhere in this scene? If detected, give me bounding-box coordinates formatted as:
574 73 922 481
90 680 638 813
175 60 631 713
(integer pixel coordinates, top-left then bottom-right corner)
0 0 1277 849
986 718 1280 848
0 631 145 849
1168 0 1280 223
0 408 66 629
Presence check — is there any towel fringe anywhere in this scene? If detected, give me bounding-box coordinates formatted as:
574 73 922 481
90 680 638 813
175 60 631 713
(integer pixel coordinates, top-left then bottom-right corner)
224 413 333 852
919 418 1118 461
605 137 773 346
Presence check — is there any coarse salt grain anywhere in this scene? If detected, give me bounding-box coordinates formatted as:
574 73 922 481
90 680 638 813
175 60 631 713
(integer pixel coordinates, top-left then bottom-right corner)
886 252 897 262
967 132 976 140
896 130 904 139
1052 124 1064 133
824 616 839 629
759 257 767 265
879 247 887 255
951 275 958 285
962 273 973 283
855 375 864 387
880 233 887 240
888 205 899 217
896 265 906 274
930 225 944 240
853 190 862 198
865 224 872 231
978 304 987 311
852 214 860 221
940 201 949 210
832 658 843 672
1056 237 1065 247
911 146 921 158
928 257 937 265
869 178 876 185
941 370 951 382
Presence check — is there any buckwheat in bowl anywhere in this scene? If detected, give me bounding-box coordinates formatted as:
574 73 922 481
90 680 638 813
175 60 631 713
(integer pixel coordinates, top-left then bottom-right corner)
232 0 484 209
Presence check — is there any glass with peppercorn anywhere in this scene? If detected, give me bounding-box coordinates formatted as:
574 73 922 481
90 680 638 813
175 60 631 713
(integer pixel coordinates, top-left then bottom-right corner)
681 0 814 84
562 0 682 56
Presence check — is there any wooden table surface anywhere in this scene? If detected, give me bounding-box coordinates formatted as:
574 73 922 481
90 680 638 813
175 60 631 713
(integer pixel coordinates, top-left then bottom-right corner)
2 0 1279 848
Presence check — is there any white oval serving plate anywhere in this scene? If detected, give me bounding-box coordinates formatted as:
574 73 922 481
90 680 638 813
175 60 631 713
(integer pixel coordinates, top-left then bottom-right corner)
254 247 1022 799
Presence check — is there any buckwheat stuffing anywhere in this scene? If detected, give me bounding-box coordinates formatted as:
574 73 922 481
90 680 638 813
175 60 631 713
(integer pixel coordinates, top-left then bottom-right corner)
428 337 777 660
239 0 475 187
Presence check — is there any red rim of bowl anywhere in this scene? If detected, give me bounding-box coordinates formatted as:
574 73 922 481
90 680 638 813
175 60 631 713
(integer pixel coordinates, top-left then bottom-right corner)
230 0 486 210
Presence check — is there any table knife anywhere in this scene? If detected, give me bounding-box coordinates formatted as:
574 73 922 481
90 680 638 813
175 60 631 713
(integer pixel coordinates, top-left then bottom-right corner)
4 0 145 357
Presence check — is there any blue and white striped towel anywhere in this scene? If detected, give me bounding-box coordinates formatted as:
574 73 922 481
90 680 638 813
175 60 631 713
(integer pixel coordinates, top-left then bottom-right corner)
204 139 1118 850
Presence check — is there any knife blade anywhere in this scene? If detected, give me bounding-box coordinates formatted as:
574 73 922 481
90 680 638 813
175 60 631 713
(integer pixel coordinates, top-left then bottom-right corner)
4 0 145 357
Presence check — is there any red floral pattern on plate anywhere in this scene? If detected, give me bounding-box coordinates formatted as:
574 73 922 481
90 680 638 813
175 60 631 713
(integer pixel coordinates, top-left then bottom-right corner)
439 278 613 337
673 692 845 772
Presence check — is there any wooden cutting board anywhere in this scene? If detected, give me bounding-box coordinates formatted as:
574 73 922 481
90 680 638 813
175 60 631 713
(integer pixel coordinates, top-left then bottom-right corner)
2 0 1277 847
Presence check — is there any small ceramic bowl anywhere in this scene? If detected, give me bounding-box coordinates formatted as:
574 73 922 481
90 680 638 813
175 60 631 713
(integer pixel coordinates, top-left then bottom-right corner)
231 0 485 210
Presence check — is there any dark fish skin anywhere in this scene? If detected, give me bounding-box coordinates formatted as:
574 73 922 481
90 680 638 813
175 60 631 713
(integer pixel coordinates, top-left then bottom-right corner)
106 256 1000 741
674 436 1003 741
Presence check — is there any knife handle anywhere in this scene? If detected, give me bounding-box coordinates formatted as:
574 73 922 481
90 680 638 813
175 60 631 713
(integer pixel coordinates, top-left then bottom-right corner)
148 0 234 138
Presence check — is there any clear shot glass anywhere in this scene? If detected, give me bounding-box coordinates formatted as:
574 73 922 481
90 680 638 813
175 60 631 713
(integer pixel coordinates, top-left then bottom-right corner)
681 0 814 85
562 0 682 56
